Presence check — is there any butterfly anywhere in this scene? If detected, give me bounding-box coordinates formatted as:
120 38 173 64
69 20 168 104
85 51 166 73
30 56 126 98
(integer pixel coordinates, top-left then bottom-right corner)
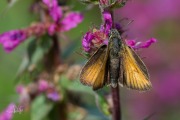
80 29 152 91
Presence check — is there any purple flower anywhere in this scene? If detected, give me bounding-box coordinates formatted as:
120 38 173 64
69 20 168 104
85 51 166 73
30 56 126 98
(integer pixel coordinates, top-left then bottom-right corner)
0 103 15 120
50 6 62 22
126 38 157 49
42 0 57 8
101 11 112 34
38 79 49 92
82 32 94 52
47 91 60 101
139 38 157 48
16 85 25 94
48 24 57 35
61 12 83 31
126 39 136 47
82 12 112 53
0 30 27 53
42 0 62 22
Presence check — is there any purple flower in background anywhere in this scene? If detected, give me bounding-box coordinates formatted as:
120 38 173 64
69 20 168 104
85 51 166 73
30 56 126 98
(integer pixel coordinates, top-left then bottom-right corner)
47 91 60 101
0 103 15 120
43 0 84 35
16 85 25 94
0 30 27 53
61 12 83 31
50 6 62 22
126 38 157 49
42 0 57 7
42 0 62 22
48 24 57 35
38 79 49 92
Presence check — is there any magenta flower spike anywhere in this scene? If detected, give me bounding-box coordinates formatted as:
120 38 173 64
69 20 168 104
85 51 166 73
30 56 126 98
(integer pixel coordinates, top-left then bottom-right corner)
61 12 83 32
42 0 62 22
82 11 112 53
0 103 15 120
0 30 27 53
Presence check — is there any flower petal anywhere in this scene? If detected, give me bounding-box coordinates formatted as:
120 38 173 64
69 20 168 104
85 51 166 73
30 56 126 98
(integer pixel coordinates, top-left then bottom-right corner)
0 30 27 53
60 12 83 31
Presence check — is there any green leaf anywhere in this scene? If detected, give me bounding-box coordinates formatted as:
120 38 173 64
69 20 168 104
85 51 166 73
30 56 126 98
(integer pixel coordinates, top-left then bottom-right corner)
14 54 30 83
79 0 99 5
59 75 93 95
31 95 54 120
95 92 110 116
27 35 52 65
62 37 80 59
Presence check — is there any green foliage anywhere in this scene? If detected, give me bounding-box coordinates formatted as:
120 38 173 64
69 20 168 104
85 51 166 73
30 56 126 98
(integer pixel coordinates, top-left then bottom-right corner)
79 0 99 5
95 93 111 116
15 35 53 83
27 35 52 65
31 95 54 120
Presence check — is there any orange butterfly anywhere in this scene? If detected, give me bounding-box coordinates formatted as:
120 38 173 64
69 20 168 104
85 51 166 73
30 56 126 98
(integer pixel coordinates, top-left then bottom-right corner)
80 29 152 91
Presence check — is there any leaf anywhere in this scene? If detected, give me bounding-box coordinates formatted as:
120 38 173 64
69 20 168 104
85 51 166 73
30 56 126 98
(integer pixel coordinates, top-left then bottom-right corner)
95 91 110 116
27 35 52 65
14 54 30 83
27 38 37 63
31 95 54 120
7 0 19 7
59 75 93 95
62 38 80 59
79 0 99 4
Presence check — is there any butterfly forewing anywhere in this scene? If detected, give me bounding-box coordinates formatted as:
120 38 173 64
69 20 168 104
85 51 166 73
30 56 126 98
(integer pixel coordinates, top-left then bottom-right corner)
121 44 152 91
80 45 109 90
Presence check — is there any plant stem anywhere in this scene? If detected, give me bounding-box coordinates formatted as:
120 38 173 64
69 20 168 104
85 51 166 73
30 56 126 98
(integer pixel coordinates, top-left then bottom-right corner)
44 35 61 72
111 85 121 120
40 4 67 120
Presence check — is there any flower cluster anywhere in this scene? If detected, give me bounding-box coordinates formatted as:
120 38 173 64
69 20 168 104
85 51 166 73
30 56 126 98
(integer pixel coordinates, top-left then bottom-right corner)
82 11 112 53
42 0 83 35
0 30 28 53
0 103 15 120
16 79 61 106
82 11 157 54
0 0 83 53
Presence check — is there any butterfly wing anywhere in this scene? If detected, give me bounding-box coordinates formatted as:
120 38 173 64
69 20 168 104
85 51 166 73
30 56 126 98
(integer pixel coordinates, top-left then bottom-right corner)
80 45 109 90
121 44 152 91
